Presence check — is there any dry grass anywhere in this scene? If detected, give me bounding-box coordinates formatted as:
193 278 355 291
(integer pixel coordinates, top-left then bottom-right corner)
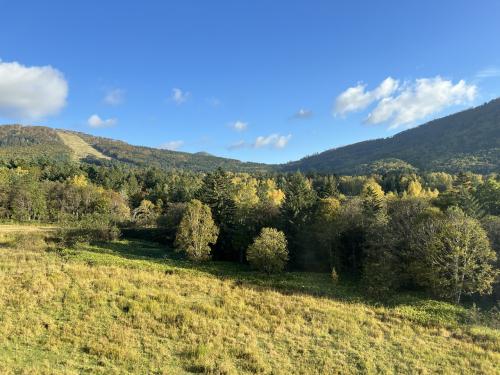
0 224 58 233
57 131 111 160
0 237 498 374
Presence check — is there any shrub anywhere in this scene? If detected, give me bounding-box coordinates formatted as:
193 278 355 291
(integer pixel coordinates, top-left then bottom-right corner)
331 267 339 284
246 228 288 273
9 233 47 251
55 214 120 247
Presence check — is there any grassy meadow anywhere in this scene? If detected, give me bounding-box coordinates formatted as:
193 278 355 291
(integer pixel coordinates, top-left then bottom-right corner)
0 230 499 374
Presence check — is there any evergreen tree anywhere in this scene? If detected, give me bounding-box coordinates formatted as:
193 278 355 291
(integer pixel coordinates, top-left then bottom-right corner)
280 172 317 268
197 168 237 260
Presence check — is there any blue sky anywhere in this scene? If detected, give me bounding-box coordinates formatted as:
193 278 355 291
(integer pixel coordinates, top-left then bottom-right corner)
1 1 500 163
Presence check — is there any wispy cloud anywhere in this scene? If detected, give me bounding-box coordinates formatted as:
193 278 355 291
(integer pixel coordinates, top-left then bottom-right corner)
227 140 246 150
292 108 313 119
231 120 247 132
227 134 292 151
103 88 125 105
87 114 117 128
475 67 500 79
334 76 477 129
254 134 291 149
160 140 184 151
0 60 68 119
171 88 190 105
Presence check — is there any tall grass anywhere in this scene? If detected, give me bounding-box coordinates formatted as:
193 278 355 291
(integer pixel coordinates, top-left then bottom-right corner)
0 238 498 374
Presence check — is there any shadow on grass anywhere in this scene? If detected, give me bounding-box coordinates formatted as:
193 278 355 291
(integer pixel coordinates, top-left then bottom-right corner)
72 239 442 309
44 237 500 332
56 239 490 328
72 239 369 302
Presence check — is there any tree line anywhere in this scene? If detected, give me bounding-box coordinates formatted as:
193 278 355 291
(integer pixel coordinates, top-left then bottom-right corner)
0 159 498 304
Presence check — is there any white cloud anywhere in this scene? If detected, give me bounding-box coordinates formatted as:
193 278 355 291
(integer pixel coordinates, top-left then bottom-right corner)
254 134 291 149
171 88 189 104
103 88 125 105
228 140 246 150
0 60 68 119
334 77 398 115
475 67 500 79
160 140 184 151
293 108 313 119
231 120 247 132
87 114 117 128
366 77 477 128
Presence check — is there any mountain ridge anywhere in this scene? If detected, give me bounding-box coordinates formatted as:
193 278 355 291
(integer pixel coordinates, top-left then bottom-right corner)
283 98 500 174
0 98 499 174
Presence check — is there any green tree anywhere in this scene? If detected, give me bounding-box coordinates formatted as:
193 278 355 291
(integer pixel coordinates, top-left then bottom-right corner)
312 174 339 198
410 208 497 304
481 215 500 299
247 228 288 273
175 199 219 261
362 197 430 296
475 178 500 215
9 171 47 221
280 172 317 268
331 197 365 276
132 199 158 227
309 197 341 271
197 168 236 259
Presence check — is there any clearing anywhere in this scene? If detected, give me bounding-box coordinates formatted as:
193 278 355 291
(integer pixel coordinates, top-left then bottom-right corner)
57 131 111 160
0 238 498 374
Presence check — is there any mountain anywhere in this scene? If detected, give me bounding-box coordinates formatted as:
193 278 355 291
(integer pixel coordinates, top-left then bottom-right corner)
0 98 499 174
0 125 271 173
283 99 500 174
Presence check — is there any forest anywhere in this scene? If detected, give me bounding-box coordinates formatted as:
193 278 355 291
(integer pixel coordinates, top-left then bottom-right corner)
1 156 498 305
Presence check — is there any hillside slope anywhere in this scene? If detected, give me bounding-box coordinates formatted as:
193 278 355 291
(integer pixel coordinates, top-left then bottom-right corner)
283 99 500 174
0 237 498 374
57 131 111 161
0 125 73 164
1 98 499 174
75 132 270 173
0 125 271 172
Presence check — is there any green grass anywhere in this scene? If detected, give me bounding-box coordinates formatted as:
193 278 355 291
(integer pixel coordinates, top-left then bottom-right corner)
0 237 499 374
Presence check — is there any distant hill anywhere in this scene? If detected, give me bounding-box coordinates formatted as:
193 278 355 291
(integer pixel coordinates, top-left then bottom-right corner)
0 125 271 173
1 99 499 174
282 99 500 174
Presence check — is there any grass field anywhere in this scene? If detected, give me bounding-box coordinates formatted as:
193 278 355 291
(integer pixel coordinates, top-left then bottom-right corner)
0 224 58 233
0 234 499 374
57 131 111 160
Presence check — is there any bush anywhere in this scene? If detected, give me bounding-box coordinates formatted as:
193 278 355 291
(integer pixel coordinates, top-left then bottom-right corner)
9 233 47 251
246 228 288 273
55 214 120 247
331 267 339 284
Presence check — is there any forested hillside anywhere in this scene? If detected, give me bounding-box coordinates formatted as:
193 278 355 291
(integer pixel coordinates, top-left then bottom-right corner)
1 98 499 174
284 99 500 174
0 125 73 163
75 132 270 172
0 125 271 173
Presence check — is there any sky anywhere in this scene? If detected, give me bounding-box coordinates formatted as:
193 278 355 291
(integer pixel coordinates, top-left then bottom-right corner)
1 0 500 164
